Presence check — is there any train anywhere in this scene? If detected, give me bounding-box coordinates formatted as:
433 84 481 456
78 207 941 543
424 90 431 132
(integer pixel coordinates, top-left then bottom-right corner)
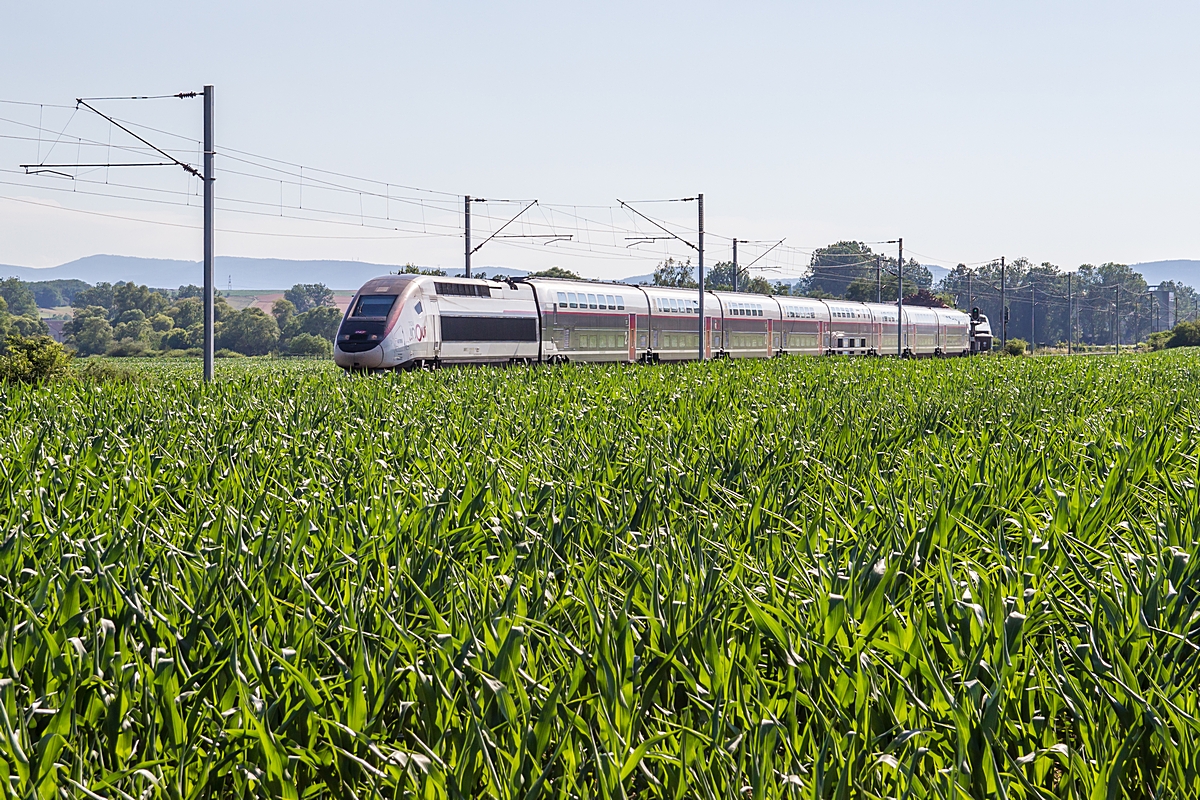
333 274 994 371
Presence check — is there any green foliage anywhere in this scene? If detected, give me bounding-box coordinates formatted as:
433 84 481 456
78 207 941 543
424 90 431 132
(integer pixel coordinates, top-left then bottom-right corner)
806 242 932 299
72 358 141 382
0 276 38 316
284 282 335 313
271 297 296 329
1163 320 1200 349
653 257 696 288
64 308 114 355
0 333 72 381
72 281 115 310
529 266 581 279
287 332 333 356
28 279 90 308
705 261 773 294
2 353 1200 796
400 264 447 276
216 306 279 356
286 306 341 342
1147 329 1171 351
1004 337 1029 356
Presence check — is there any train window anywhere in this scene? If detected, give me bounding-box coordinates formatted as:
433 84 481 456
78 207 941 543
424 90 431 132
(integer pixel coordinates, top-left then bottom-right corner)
606 294 616 309
568 293 578 308
351 294 397 317
617 295 625 310
434 282 492 297
441 315 538 342
588 294 598 309
670 298 679 313
755 305 762 317
557 292 567 308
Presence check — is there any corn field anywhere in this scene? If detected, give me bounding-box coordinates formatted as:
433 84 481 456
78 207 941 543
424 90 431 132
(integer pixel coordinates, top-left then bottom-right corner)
2 353 1199 798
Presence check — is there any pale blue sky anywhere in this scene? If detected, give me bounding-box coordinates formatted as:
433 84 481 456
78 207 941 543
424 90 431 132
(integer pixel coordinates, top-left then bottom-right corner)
2 1 1197 280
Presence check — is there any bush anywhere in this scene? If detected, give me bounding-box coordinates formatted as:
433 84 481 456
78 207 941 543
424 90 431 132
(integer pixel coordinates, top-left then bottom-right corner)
215 348 245 358
1167 321 1200 349
73 359 140 383
0 334 73 382
1003 338 1028 356
287 333 333 357
105 339 151 357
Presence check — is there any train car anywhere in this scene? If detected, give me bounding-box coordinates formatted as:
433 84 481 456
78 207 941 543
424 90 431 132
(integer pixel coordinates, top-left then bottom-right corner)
334 274 539 370
710 291 778 358
537 280 643 363
934 308 971 356
822 300 876 355
336 273 980 371
638 285 720 361
775 297 826 356
865 303 901 355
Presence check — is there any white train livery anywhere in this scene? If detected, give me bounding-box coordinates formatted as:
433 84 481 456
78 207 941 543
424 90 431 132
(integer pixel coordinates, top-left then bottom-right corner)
334 274 988 371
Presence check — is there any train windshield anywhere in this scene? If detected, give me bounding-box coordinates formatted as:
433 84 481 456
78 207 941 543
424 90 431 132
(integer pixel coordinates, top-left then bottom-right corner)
351 294 397 317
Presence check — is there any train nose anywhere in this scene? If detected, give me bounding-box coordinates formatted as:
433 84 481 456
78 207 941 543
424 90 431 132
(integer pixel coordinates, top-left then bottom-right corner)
334 343 385 369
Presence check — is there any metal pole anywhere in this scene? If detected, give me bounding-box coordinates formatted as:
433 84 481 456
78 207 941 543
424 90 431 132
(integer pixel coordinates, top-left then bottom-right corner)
1068 271 1072 355
877 254 882 303
732 238 738 294
1115 286 1119 354
203 85 214 382
697 193 705 361
896 238 903 356
464 195 471 278
1030 284 1035 354
967 269 972 312
1000 256 1006 349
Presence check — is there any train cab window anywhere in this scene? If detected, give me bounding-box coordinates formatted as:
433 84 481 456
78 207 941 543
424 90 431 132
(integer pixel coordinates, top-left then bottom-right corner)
606 294 616 309
557 292 568 308
568 293 578 308
351 294 397 317
588 294 598 309
617 295 626 310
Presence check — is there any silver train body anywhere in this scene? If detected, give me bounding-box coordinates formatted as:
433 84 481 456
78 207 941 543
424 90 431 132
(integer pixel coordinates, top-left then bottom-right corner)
333 275 976 370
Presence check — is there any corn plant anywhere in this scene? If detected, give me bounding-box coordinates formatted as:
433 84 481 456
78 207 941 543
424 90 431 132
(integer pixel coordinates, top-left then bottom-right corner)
1 352 1198 798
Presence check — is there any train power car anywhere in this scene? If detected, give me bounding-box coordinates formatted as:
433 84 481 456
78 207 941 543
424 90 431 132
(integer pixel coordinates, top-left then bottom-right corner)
333 274 977 371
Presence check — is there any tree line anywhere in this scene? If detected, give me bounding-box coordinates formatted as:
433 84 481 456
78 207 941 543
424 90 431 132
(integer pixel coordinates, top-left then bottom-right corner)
647 242 1196 348
1 276 345 358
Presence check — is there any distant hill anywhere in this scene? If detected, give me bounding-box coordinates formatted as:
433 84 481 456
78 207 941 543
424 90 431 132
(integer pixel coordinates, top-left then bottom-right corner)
0 255 530 291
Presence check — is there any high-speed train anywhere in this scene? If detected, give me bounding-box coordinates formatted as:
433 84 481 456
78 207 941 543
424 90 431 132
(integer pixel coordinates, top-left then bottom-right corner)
334 274 984 371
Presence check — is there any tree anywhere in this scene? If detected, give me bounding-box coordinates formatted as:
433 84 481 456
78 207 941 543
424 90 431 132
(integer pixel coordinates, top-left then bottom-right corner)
168 298 203 329
177 284 204 299
284 283 335 313
0 278 38 317
530 266 581 280
272 298 296 330
653 258 696 288
216 307 279 356
67 310 114 356
286 306 342 342
399 264 447 276
112 283 168 318
901 288 948 308
73 282 115 311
